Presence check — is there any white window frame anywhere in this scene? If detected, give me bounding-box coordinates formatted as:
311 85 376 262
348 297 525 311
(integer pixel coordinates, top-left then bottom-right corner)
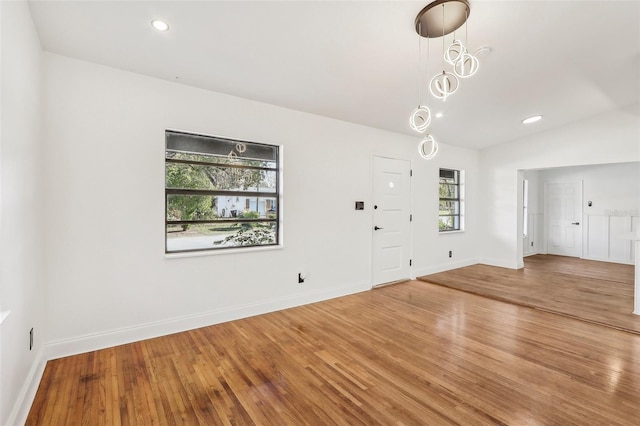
165 130 281 254
439 168 465 232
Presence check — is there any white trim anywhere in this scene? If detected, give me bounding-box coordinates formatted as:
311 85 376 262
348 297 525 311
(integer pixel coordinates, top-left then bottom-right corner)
479 256 519 270
13 282 369 424
44 281 370 361
581 255 634 266
634 239 640 316
163 138 285 258
6 349 46 426
523 251 541 257
165 244 283 259
0 310 11 325
412 257 479 278
584 214 639 264
438 167 465 233
409 158 415 287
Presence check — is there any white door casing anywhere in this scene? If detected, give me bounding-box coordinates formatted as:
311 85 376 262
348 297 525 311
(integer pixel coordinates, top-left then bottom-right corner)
545 181 583 257
372 156 411 286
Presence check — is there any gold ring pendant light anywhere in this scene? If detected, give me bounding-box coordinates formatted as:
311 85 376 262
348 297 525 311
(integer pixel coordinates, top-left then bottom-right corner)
411 0 478 160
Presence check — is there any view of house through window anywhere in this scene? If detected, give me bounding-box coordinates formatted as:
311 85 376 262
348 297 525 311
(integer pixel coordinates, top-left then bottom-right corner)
165 130 280 253
439 168 463 232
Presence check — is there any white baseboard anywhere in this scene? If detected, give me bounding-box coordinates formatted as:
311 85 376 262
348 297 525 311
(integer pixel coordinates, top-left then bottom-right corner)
581 256 634 266
7 348 46 426
412 257 479 278
44 281 370 362
11 282 368 425
10 282 370 424
478 257 520 269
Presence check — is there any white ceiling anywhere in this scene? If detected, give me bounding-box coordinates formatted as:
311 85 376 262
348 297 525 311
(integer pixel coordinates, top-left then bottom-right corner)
28 0 640 150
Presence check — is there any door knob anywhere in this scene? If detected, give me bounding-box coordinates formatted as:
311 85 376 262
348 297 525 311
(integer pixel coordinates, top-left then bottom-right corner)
374 226 383 231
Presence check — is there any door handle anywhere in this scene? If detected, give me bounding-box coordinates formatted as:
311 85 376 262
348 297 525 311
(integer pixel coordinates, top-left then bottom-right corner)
571 222 580 225
374 226 383 231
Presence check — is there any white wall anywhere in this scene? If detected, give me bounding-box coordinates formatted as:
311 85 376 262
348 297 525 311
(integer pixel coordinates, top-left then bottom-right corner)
479 105 640 269
41 53 479 359
539 162 640 217
0 2 46 425
412 146 479 276
538 162 640 263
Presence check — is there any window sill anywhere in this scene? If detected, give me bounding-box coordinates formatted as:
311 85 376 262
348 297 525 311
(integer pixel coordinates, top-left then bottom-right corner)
165 244 283 259
439 230 465 235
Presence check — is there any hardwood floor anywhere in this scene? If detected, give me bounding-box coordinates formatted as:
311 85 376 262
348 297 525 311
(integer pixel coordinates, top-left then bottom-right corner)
28 280 640 425
419 254 640 334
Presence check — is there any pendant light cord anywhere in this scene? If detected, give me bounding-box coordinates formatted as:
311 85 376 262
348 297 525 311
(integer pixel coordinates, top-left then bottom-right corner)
465 5 469 46
442 4 445 70
426 29 430 109
418 22 422 106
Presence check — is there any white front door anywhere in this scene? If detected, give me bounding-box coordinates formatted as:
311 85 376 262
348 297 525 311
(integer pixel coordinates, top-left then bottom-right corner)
546 181 583 257
372 156 411 286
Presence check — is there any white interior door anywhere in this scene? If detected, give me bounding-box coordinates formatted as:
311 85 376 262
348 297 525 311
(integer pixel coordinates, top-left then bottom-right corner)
546 181 583 257
372 156 411 286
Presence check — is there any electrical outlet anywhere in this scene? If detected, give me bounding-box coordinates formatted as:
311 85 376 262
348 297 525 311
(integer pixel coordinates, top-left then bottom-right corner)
448 250 452 258
531 242 534 247
29 328 33 351
298 273 306 284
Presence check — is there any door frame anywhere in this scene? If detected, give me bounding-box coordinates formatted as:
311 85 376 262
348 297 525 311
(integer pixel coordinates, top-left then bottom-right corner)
370 155 413 287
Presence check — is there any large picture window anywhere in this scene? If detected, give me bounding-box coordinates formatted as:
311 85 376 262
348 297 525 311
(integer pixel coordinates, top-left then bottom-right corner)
439 168 463 232
165 130 280 253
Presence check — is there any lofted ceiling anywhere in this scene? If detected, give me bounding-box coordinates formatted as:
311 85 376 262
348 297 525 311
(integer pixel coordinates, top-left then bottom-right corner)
28 0 640 150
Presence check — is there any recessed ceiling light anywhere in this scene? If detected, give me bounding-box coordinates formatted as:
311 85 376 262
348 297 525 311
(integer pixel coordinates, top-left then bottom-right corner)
522 115 543 124
151 20 169 32
475 46 493 58
435 112 444 118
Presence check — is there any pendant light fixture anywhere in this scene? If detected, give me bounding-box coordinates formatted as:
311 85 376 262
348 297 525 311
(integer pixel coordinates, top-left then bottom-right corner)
411 0 480 159
418 134 439 160
409 23 432 133
409 22 438 159
429 2 459 102
415 0 478 93
451 6 478 78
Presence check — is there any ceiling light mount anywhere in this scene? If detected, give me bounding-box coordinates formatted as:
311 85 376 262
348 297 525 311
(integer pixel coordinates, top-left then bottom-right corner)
415 0 470 38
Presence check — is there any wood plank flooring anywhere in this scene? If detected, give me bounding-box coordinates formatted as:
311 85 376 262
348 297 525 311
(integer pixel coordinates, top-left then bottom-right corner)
28 280 640 425
419 254 639 334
